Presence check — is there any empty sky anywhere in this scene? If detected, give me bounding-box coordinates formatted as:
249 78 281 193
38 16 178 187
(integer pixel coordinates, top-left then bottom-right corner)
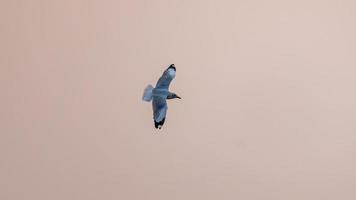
1 0 356 199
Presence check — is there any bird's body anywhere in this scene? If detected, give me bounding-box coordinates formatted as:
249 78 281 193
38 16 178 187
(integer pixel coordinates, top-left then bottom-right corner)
142 64 181 129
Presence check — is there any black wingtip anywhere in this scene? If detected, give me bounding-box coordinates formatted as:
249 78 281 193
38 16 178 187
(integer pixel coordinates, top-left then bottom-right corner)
168 64 176 71
154 118 166 129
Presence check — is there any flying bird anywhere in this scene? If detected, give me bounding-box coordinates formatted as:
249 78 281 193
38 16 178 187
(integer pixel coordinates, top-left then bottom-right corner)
142 64 181 129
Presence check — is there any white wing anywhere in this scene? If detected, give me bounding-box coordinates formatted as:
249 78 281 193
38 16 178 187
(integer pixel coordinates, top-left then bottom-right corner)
152 96 168 122
155 65 176 90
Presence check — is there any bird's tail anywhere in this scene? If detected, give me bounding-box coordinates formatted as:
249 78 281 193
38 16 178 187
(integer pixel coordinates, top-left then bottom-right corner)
142 84 154 102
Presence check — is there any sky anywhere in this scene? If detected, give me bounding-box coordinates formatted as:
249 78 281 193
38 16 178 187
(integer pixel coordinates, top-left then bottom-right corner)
1 0 356 199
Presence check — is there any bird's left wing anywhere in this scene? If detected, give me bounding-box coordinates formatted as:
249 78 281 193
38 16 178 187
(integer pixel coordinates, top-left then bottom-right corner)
155 65 176 90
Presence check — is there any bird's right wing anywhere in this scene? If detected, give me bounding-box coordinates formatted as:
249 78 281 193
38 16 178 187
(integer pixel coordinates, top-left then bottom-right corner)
152 96 168 123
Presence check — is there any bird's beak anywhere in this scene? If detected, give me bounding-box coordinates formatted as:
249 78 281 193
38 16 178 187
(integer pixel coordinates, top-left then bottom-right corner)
177 95 181 99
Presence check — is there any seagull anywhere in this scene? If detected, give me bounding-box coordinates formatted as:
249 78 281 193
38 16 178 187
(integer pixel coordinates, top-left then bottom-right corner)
142 64 181 129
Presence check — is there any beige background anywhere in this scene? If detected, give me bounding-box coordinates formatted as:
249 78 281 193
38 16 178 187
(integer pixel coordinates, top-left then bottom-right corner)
1 0 356 199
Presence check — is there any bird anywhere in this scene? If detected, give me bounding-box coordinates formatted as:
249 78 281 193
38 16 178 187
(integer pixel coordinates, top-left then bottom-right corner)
142 64 181 129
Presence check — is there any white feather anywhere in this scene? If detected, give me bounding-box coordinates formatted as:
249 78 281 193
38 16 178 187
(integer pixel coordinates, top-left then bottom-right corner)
167 68 176 78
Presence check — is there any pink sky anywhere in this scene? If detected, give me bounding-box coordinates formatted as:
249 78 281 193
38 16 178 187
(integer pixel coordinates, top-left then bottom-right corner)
1 0 356 199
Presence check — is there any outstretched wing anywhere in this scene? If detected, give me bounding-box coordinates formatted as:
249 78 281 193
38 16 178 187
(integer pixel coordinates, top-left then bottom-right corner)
155 64 176 90
152 96 168 123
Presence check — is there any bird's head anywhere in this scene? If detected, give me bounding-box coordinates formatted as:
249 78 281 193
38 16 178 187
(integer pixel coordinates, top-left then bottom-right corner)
167 92 181 100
